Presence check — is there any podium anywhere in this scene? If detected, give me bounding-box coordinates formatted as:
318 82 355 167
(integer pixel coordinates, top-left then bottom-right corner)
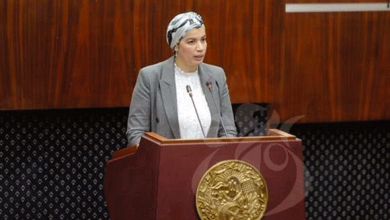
104 129 306 220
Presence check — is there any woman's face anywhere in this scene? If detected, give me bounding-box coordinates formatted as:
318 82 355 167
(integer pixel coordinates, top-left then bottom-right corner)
175 26 207 72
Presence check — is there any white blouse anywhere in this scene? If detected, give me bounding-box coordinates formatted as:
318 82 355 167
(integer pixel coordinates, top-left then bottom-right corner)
174 64 211 139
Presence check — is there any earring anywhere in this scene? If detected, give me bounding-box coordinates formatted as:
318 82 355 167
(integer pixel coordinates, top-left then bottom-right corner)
174 47 178 57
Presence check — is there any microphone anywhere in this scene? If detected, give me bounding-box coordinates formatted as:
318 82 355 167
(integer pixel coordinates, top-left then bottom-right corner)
206 81 228 137
186 85 206 138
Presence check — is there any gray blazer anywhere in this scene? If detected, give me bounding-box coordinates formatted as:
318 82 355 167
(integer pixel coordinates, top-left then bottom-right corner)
126 56 237 146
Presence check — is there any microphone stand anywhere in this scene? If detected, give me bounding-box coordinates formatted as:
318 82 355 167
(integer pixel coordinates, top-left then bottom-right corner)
186 85 206 138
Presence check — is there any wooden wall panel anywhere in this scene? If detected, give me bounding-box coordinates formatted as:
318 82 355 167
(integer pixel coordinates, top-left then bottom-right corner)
0 0 171 109
0 0 389 123
0 0 279 108
283 10 390 122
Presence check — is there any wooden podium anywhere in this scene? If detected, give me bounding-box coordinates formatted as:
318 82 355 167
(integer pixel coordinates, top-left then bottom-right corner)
104 129 306 220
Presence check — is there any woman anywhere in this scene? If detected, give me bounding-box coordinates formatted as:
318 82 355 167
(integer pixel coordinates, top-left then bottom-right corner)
126 12 237 146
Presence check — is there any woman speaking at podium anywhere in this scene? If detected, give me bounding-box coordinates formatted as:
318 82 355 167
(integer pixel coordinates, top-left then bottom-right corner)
126 12 237 146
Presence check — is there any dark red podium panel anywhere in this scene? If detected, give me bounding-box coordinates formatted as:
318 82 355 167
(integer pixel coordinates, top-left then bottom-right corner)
104 129 306 220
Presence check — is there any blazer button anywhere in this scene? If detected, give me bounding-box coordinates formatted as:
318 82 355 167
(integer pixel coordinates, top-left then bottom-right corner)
156 117 159 123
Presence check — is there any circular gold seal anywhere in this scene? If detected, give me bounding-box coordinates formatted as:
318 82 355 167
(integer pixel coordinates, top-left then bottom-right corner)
196 160 268 220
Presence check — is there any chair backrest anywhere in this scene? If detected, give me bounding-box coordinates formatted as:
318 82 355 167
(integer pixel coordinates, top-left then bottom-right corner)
232 103 269 137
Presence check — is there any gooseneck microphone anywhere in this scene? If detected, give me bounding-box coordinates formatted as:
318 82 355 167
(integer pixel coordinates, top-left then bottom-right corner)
186 85 206 138
206 81 228 137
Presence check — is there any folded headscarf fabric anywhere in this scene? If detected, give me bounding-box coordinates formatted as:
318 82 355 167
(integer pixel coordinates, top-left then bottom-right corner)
166 12 204 49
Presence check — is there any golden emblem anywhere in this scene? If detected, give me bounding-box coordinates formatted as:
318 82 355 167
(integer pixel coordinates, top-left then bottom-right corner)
196 160 268 220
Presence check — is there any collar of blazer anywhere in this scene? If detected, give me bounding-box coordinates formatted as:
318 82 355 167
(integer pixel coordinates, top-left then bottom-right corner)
159 56 219 139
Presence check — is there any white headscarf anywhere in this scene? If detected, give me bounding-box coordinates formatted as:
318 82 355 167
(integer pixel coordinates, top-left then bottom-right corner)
166 12 204 49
